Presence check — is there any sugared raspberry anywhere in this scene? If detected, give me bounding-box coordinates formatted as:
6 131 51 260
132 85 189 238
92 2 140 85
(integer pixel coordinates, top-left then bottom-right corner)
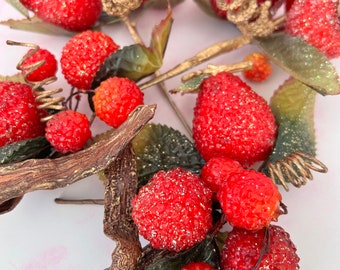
21 48 58 82
132 167 213 252
0 81 46 147
221 225 300 270
285 0 340 58
45 110 91 153
182 262 217 270
93 76 144 128
20 0 102 32
61 30 119 90
243 52 272 82
217 170 282 231
200 156 244 193
192 72 277 167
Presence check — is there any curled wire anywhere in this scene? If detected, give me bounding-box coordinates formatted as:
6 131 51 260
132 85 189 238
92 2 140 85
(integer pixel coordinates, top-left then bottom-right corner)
6 40 65 122
267 151 328 191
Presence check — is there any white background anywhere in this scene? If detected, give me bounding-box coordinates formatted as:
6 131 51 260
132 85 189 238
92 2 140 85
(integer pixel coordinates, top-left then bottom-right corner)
0 1 340 269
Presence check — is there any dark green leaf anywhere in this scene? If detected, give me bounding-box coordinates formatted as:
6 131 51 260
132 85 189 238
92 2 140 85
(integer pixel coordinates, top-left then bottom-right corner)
255 32 340 95
0 137 51 164
172 74 207 94
132 123 204 188
5 0 29 18
145 237 220 270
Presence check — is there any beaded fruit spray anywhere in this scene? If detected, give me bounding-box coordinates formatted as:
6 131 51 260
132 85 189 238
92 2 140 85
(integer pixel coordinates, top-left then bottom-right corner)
0 0 339 269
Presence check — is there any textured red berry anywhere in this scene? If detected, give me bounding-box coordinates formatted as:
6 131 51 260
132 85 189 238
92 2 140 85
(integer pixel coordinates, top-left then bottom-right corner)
192 72 277 167
285 0 340 58
21 48 58 82
93 76 144 128
20 0 102 32
220 225 300 270
200 156 244 193
132 167 213 252
61 31 119 90
0 81 46 147
217 170 282 230
243 52 272 82
210 0 229 19
182 262 217 270
45 110 91 153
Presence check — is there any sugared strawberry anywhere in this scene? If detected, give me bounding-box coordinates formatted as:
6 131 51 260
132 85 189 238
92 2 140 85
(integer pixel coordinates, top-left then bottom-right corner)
220 225 300 270
200 156 244 193
45 110 91 153
20 0 102 32
182 262 217 270
0 81 46 147
285 0 340 58
192 72 277 167
93 76 144 128
21 48 58 82
217 170 282 231
243 52 272 82
132 167 213 252
60 30 119 90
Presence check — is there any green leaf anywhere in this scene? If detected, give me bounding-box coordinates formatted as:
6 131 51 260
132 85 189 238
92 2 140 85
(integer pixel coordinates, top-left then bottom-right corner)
91 8 172 89
145 237 220 270
132 123 204 188
5 0 29 18
0 137 51 164
172 74 207 94
255 32 340 95
0 16 76 36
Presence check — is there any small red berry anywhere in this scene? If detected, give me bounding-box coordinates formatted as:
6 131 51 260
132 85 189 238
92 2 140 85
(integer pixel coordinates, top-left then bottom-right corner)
182 262 217 270
192 72 277 167
210 0 229 19
93 76 144 128
217 170 282 231
132 168 213 252
21 48 58 82
200 156 244 193
61 30 119 90
45 110 91 153
243 52 272 82
220 225 300 270
20 0 102 32
0 81 46 147
285 0 340 58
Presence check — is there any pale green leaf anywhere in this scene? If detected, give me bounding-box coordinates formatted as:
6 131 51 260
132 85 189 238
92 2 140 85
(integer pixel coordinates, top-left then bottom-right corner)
5 0 29 18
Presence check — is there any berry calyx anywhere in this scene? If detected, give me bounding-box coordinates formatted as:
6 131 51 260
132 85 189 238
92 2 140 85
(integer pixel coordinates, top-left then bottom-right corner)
45 110 91 153
220 225 300 269
93 76 144 128
243 52 272 82
217 169 282 231
182 262 216 270
0 81 46 147
21 48 58 82
200 156 244 193
192 72 277 167
61 30 119 90
132 167 213 252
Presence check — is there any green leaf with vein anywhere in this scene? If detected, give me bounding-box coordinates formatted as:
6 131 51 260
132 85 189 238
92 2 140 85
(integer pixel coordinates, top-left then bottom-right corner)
132 123 204 188
261 77 316 171
91 8 172 89
255 32 340 95
171 74 207 94
5 0 29 18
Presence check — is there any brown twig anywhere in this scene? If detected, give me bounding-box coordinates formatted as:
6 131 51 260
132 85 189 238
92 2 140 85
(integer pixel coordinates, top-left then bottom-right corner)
0 104 156 207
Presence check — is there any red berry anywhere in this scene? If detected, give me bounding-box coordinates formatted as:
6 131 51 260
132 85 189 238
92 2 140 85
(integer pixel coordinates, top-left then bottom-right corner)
21 48 58 82
93 76 144 128
220 225 300 270
0 81 46 147
200 156 244 193
61 30 119 90
132 168 213 252
285 0 340 58
45 110 91 153
182 262 216 270
20 0 102 32
192 72 277 167
217 170 282 230
243 52 272 82
210 0 229 19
